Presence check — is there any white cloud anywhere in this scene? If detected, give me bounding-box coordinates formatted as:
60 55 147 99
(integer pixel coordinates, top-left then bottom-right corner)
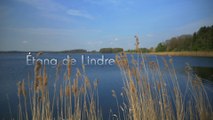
84 0 121 5
146 34 153 37
17 0 70 22
41 13 72 22
17 0 94 21
17 0 66 12
22 40 28 44
114 38 118 41
67 9 94 20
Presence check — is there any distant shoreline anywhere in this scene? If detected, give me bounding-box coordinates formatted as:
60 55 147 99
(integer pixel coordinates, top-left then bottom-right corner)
1 51 213 57
0 51 97 54
148 51 213 57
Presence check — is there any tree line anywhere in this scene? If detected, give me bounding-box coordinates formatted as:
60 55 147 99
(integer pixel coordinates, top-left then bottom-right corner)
57 25 213 53
126 48 153 53
61 48 124 53
99 48 123 53
156 25 213 52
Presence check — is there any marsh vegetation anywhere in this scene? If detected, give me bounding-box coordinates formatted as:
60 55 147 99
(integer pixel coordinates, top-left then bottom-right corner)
14 51 213 120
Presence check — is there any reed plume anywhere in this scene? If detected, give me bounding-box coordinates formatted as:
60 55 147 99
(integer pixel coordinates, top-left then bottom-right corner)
16 52 102 120
111 36 212 120
114 51 213 120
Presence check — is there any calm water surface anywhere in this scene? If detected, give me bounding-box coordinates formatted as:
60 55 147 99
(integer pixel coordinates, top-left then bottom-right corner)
0 53 213 119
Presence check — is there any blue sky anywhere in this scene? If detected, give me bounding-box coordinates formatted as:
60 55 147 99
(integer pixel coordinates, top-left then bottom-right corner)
0 0 213 51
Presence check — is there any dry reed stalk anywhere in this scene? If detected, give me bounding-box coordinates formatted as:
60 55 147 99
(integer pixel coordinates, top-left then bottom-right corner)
43 65 48 87
111 90 121 120
115 48 212 120
34 61 41 92
16 53 102 120
149 51 213 57
67 58 71 80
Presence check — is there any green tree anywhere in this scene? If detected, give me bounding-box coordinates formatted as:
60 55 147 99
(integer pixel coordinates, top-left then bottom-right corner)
99 48 123 53
155 43 166 52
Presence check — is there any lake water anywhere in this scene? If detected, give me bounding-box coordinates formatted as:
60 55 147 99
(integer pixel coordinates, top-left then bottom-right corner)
0 53 213 119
